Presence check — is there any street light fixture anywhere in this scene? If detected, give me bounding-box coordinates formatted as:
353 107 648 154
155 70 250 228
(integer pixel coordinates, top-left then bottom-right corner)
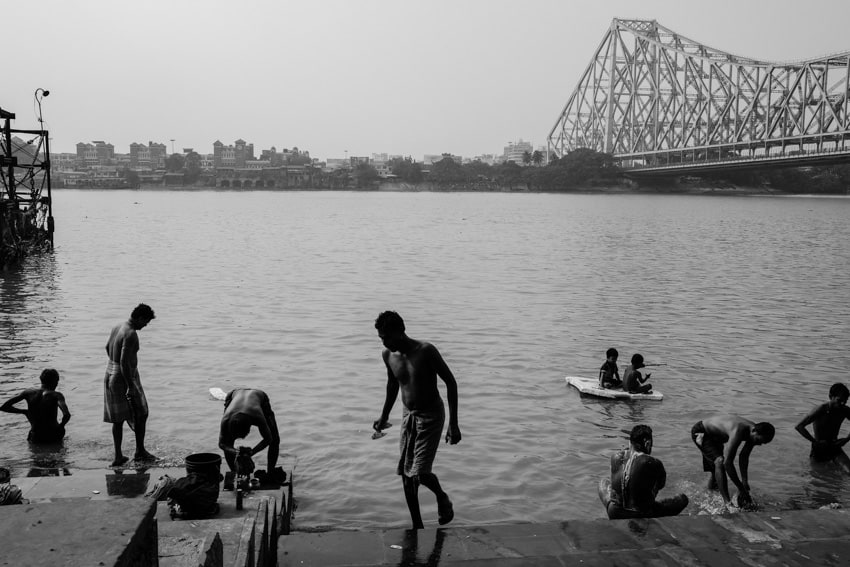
34 88 49 124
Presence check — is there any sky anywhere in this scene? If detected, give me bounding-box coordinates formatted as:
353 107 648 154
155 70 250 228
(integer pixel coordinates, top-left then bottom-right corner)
4 0 850 161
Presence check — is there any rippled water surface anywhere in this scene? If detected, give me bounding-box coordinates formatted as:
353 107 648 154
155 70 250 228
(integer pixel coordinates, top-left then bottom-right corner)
2 190 850 529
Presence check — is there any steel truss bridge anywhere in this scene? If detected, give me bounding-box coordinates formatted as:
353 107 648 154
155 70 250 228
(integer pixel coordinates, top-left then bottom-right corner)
547 19 850 175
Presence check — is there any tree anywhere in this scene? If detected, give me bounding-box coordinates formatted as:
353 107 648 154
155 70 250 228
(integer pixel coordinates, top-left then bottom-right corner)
428 157 469 185
353 162 380 188
184 151 202 184
165 153 185 172
389 157 424 183
496 161 523 190
522 150 532 167
532 150 544 166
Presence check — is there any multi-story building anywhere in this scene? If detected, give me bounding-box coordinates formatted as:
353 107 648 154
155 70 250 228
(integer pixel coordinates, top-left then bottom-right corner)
501 139 533 164
424 153 462 165
213 139 255 168
128 142 167 170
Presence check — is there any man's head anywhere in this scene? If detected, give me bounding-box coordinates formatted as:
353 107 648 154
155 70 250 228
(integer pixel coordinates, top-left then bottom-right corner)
39 368 60 390
751 422 775 445
631 353 644 369
828 383 850 407
375 311 406 351
606 348 618 362
630 424 653 454
130 303 156 329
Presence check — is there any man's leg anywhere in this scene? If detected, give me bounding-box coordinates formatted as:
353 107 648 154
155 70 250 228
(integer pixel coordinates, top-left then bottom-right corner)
651 494 689 517
402 475 424 529
133 415 156 461
419 472 453 525
713 457 731 504
111 423 128 466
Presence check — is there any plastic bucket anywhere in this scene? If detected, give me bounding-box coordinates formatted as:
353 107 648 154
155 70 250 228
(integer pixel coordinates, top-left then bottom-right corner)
185 452 222 479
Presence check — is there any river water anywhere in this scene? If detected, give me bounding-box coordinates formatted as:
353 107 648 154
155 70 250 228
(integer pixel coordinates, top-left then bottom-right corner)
1 189 850 529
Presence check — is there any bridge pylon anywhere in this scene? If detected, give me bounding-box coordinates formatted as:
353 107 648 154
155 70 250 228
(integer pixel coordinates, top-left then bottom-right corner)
548 19 850 174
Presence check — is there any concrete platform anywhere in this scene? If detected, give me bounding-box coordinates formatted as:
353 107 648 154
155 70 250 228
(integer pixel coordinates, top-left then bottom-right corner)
4 466 292 567
279 509 850 566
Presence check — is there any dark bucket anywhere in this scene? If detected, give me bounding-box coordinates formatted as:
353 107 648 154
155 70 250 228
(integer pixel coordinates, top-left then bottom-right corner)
185 452 222 479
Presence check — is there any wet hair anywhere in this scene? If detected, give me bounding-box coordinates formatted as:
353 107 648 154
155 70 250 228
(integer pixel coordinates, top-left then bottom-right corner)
829 383 849 400
630 424 653 449
606 348 618 359
374 311 405 334
39 368 60 388
631 353 644 367
131 303 155 321
753 422 775 443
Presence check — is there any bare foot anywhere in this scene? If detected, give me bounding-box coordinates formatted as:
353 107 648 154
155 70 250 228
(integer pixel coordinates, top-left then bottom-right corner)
134 451 157 462
437 494 454 525
111 455 129 467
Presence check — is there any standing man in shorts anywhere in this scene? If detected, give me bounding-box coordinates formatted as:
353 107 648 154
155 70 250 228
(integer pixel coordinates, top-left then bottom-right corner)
373 311 461 529
104 303 156 466
691 415 774 509
795 383 850 473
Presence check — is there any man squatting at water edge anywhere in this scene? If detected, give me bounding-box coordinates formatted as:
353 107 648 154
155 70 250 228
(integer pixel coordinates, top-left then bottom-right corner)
598 424 688 519
373 311 461 529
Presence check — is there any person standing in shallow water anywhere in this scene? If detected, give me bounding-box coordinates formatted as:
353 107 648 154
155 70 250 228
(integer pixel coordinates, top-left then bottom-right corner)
795 383 850 473
0 368 71 444
373 311 461 529
103 303 156 466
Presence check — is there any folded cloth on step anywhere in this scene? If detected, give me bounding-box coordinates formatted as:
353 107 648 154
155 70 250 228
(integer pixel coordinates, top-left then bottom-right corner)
167 472 220 519
145 474 176 500
0 483 23 505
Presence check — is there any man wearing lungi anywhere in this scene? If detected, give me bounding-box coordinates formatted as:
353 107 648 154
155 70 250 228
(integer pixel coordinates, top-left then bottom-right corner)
373 311 461 529
104 303 156 466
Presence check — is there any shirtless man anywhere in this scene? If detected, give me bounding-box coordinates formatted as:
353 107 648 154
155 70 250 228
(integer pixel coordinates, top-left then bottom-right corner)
218 388 281 479
373 311 461 529
1 368 71 444
691 415 775 509
795 383 850 473
598 424 688 519
104 303 156 466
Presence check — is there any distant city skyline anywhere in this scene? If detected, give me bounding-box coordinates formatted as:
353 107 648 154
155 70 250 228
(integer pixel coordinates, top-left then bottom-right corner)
5 0 850 161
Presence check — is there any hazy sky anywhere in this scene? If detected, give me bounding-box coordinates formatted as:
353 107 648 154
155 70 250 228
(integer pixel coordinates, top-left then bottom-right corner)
5 0 850 160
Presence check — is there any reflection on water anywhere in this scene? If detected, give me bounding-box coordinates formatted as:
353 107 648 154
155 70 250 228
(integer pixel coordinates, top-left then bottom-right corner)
2 191 850 530
396 529 447 567
105 469 151 497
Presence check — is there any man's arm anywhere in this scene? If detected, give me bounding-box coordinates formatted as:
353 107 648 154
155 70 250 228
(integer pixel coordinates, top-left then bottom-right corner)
429 343 461 444
374 351 399 430
250 417 272 457
795 405 822 443
723 427 748 493
218 419 237 457
0 392 28 415
120 332 140 395
56 393 71 426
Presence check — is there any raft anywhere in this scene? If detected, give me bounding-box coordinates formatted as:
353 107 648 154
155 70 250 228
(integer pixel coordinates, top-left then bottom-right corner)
565 375 663 400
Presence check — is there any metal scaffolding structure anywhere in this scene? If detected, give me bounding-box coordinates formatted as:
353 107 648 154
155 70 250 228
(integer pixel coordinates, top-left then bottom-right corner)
547 19 850 172
1 104 54 267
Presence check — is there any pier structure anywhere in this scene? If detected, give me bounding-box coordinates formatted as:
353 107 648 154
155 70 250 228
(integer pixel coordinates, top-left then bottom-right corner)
1 97 54 269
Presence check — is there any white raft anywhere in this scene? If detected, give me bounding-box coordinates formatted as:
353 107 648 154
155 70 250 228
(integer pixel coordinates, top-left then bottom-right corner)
565 375 663 401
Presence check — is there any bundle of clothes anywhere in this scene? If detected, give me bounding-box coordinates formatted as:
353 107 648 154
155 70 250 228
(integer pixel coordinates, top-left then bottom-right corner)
0 468 23 506
145 468 221 519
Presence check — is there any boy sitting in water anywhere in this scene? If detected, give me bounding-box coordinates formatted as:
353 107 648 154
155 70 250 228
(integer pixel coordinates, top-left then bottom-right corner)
622 354 652 394
795 383 850 474
0 368 71 444
598 348 622 389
